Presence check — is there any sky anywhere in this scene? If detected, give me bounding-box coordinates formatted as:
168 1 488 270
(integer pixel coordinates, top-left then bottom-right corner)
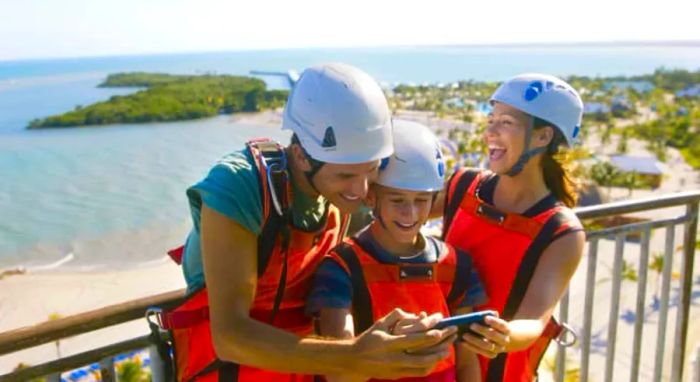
2 0 700 61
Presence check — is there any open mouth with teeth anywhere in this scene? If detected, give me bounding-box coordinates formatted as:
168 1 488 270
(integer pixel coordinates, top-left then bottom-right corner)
488 145 507 161
340 193 360 202
394 221 419 230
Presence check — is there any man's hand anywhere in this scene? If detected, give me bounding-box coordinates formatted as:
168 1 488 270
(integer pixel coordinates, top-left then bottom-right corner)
351 309 457 379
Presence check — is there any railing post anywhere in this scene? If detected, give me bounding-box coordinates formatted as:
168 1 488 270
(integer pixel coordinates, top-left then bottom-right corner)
100 356 116 382
653 224 676 382
630 228 651 382
149 345 167 382
604 234 626 382
555 288 570 382
580 239 599 382
694 345 700 382
671 202 699 382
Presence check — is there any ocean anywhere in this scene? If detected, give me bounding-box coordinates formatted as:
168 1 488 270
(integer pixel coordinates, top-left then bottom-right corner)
1 45 699 269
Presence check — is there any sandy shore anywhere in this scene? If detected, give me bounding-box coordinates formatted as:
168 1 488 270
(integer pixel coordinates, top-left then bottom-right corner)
0 261 186 374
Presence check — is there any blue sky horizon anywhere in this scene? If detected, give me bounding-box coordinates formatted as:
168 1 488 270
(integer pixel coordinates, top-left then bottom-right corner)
2 0 700 61
3 40 700 65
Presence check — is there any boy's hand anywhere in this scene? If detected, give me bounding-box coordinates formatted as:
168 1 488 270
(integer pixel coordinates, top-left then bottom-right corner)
351 308 457 379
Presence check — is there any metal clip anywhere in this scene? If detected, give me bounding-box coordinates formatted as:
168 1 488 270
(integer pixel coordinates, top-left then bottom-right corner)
145 307 163 329
554 322 577 347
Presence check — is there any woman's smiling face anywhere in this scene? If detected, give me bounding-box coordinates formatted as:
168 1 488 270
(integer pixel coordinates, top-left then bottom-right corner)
483 102 532 174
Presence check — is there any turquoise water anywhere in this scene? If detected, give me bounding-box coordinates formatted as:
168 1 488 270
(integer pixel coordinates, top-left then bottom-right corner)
1 45 699 268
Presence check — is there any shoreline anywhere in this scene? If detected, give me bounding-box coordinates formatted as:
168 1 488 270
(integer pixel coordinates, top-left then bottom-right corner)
0 261 186 374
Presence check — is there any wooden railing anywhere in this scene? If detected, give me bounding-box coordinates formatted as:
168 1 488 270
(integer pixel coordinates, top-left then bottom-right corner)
1 191 699 382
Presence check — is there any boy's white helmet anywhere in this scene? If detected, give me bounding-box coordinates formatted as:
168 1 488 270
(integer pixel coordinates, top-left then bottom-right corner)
377 120 445 192
490 73 583 146
282 63 393 164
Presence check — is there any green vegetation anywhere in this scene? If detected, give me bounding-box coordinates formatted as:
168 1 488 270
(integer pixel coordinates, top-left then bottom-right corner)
117 359 152 382
29 73 289 128
389 68 700 184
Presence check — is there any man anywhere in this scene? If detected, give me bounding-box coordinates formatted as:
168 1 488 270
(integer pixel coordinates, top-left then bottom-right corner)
164 63 456 381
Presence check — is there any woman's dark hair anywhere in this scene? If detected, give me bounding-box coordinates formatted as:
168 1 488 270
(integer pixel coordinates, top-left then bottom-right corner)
533 117 578 208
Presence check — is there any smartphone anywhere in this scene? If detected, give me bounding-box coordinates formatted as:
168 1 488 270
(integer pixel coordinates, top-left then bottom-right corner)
433 310 498 336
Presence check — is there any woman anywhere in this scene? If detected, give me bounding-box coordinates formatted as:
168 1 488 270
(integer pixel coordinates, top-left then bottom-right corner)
435 73 586 381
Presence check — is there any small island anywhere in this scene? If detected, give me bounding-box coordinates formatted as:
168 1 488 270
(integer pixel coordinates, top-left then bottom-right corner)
28 73 289 128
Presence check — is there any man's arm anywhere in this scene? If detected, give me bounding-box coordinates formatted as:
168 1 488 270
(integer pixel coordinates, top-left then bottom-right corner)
200 204 457 378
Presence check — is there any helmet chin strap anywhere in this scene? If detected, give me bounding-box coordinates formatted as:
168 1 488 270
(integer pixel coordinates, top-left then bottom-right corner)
297 143 325 195
304 160 324 195
506 117 547 177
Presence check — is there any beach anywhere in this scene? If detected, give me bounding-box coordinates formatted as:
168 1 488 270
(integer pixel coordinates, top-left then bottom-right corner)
0 261 186 374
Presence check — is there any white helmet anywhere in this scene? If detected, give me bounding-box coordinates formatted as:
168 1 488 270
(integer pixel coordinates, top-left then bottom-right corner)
282 63 393 164
377 120 445 192
490 73 583 146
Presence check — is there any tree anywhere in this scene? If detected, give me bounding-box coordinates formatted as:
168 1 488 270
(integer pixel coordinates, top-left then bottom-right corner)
622 260 638 282
622 171 641 197
590 161 620 199
616 129 629 154
649 252 665 300
47 313 63 358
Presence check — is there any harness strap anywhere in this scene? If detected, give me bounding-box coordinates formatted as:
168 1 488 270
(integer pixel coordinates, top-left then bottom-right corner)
247 139 293 324
445 249 473 310
485 210 568 381
442 169 480 239
333 242 375 334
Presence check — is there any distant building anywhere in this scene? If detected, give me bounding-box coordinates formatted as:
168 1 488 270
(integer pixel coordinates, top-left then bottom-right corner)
609 155 666 188
443 97 465 108
604 80 655 93
475 102 492 115
584 102 611 114
578 183 605 206
676 85 700 98
611 96 633 114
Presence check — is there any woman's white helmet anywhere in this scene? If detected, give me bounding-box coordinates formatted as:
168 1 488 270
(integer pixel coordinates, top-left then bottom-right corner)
490 73 583 146
377 120 445 192
282 63 393 164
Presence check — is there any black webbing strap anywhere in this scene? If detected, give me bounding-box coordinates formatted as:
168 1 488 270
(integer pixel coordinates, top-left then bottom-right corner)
184 358 239 381
442 169 480 240
217 361 240 382
485 211 567 381
247 140 291 325
446 249 473 308
251 140 290 279
268 226 291 324
185 359 225 382
333 242 374 334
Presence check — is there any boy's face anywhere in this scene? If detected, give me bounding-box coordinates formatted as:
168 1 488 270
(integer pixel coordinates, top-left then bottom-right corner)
367 185 434 245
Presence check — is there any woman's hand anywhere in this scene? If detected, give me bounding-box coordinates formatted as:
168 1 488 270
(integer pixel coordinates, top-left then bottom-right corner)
460 315 511 359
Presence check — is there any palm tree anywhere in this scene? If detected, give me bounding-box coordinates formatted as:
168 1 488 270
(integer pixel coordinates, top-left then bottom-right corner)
47 313 63 358
590 161 620 199
649 252 665 303
622 171 641 197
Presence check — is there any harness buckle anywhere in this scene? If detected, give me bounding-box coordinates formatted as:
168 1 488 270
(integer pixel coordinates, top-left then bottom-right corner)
476 203 506 224
554 322 577 347
145 307 164 329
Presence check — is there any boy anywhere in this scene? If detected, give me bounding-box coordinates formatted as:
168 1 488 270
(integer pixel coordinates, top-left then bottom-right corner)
308 120 487 382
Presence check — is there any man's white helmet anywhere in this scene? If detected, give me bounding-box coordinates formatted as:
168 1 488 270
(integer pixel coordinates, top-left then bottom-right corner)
490 73 583 146
377 120 445 192
282 63 393 164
